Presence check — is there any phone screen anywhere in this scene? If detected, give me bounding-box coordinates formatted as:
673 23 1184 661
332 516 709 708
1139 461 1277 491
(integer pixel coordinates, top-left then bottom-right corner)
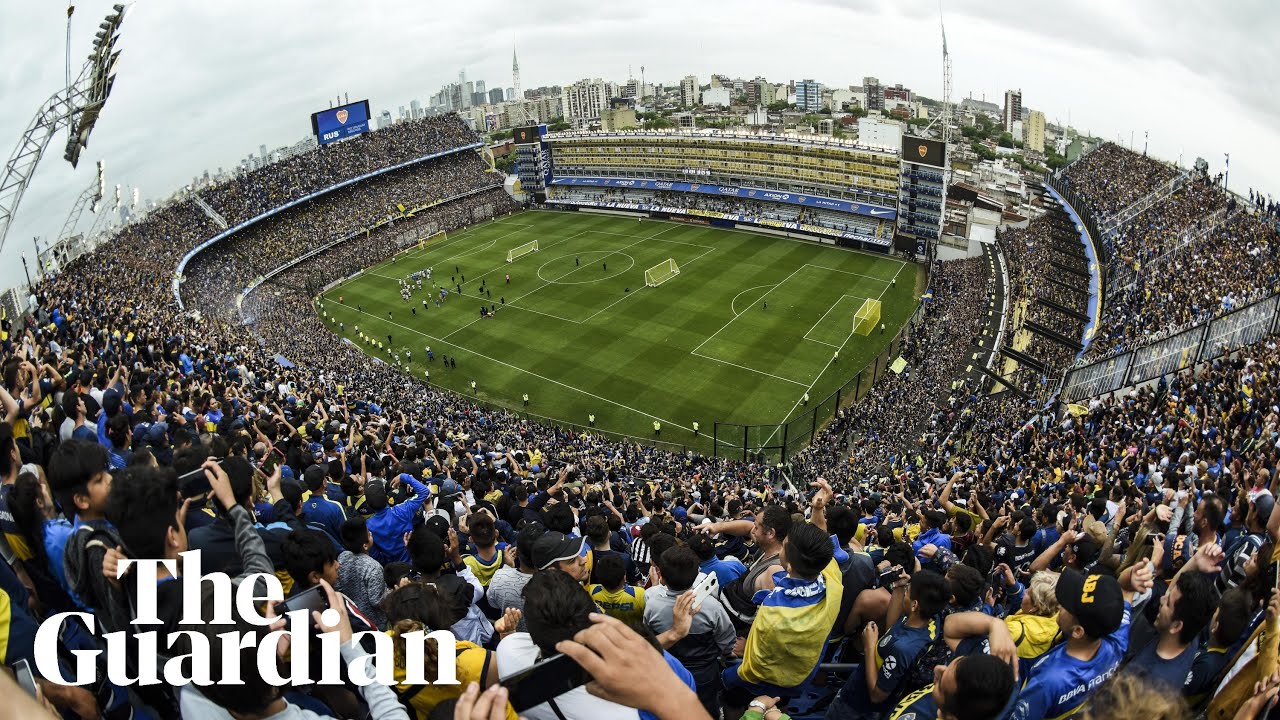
280 585 330 618
501 654 590 712
260 450 282 474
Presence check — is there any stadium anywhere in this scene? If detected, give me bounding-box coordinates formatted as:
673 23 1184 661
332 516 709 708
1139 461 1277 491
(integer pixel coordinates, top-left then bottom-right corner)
0 4 1278 720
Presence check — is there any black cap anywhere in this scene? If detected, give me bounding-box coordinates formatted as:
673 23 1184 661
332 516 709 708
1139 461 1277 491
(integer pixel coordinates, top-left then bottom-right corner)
303 464 327 492
364 479 389 512
1055 569 1124 639
1070 535 1102 569
424 515 450 539
532 531 585 571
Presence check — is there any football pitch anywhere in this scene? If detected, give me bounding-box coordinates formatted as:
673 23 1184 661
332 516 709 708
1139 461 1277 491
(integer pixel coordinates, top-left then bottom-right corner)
318 211 924 453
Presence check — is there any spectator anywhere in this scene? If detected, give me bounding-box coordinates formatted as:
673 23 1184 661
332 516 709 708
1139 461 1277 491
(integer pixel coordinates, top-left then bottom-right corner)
336 516 390 630
365 474 431 565
644 545 735 717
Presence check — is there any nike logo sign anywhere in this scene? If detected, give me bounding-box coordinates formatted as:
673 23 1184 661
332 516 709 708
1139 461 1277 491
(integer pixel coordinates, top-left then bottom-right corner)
869 209 894 216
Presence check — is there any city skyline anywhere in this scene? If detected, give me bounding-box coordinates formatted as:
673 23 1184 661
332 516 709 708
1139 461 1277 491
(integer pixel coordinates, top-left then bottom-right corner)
0 0 1274 291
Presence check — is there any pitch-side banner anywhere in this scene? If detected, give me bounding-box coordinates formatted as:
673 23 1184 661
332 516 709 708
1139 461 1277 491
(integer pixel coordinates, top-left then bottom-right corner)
549 177 897 220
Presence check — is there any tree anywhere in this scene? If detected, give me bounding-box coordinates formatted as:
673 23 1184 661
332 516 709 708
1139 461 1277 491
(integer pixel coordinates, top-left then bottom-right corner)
548 120 571 132
490 129 513 141
997 132 1016 148
767 100 791 111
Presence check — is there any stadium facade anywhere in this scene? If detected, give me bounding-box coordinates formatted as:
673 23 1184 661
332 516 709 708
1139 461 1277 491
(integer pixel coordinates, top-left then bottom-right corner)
512 125 949 255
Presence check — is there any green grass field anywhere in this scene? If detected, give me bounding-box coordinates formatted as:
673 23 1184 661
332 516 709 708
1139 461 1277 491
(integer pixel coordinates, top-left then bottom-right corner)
318 211 923 453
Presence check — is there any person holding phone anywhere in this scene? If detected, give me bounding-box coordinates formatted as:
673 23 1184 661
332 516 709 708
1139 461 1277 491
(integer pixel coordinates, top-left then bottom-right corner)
643 545 735 718
179 580 411 720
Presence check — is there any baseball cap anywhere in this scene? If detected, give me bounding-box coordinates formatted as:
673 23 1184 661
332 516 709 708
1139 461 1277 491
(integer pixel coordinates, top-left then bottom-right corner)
1253 493 1276 527
364 479 389 512
532 531 585 570
424 514 451 539
1070 535 1102 569
1055 569 1124 639
147 421 169 444
303 464 327 492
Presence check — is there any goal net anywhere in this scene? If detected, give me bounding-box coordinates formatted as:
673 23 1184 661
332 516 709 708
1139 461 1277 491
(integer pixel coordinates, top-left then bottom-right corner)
852 299 881 336
417 230 446 251
645 258 680 287
507 240 539 263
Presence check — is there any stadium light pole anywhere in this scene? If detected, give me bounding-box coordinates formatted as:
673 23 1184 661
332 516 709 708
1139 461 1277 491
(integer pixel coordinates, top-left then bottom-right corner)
0 4 127 259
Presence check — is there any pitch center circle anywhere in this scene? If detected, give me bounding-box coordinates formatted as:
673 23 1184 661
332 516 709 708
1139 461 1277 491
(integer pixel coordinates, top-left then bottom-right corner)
536 251 636 285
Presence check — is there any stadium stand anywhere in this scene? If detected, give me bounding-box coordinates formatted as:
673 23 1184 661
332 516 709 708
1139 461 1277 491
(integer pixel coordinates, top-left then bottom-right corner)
0 121 1277 720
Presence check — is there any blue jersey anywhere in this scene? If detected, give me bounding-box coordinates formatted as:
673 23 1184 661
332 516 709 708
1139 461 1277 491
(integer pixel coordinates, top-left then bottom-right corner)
301 493 348 541
888 686 937 720
1009 603 1132 720
832 615 940 716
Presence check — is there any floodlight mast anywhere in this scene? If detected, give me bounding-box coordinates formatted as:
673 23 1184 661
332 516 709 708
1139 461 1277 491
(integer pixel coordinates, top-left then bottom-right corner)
0 4 126 258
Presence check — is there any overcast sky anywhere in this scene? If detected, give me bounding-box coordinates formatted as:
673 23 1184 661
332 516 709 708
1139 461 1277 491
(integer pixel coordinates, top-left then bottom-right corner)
1 0 1275 291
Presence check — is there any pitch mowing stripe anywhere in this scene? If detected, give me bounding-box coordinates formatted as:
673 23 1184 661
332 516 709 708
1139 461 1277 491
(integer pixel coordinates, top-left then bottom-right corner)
320 211 916 446
329 304 720 440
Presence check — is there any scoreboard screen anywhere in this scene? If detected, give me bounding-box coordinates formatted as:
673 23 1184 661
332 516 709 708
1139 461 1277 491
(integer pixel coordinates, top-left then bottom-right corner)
311 100 372 146
902 135 946 168
512 125 542 144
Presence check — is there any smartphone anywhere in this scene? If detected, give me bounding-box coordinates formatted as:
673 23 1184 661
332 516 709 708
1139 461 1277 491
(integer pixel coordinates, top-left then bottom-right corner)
259 448 283 474
692 571 720 607
500 653 590 712
12 659 36 697
278 585 331 618
178 465 213 498
878 565 903 589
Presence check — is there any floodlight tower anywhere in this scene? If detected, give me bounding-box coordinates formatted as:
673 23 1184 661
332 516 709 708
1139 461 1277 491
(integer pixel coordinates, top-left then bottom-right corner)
56 159 106 245
0 4 128 256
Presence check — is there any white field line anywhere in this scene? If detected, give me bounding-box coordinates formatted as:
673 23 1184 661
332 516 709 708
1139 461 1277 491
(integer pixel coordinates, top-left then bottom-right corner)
578 243 719 324
507 225 677 315
332 305 706 434
759 261 908 449
690 263 810 355
690 350 811 387
803 294 861 346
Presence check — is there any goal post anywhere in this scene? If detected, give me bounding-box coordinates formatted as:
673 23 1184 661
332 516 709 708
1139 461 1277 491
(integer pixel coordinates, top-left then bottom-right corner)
417 230 446 251
507 239 539 263
645 258 680 287
852 298 881 336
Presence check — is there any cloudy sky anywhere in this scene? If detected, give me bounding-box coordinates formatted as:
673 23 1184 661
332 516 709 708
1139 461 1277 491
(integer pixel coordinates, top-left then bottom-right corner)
0 0 1275 291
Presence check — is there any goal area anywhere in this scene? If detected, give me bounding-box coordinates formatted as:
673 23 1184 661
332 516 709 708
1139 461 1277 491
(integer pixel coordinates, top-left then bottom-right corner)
852 299 881 336
507 240 539 263
645 258 680 287
417 230 446 251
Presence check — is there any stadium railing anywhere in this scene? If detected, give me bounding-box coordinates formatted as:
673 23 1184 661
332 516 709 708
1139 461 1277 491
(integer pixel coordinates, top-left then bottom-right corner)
1061 291 1280 401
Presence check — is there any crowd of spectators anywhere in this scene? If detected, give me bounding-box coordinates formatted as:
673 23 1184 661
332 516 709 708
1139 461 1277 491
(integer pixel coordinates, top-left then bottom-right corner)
0 120 1274 720
1052 149 1279 363
201 115 479 226
183 152 503 321
997 201 1092 377
1059 142 1178 219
